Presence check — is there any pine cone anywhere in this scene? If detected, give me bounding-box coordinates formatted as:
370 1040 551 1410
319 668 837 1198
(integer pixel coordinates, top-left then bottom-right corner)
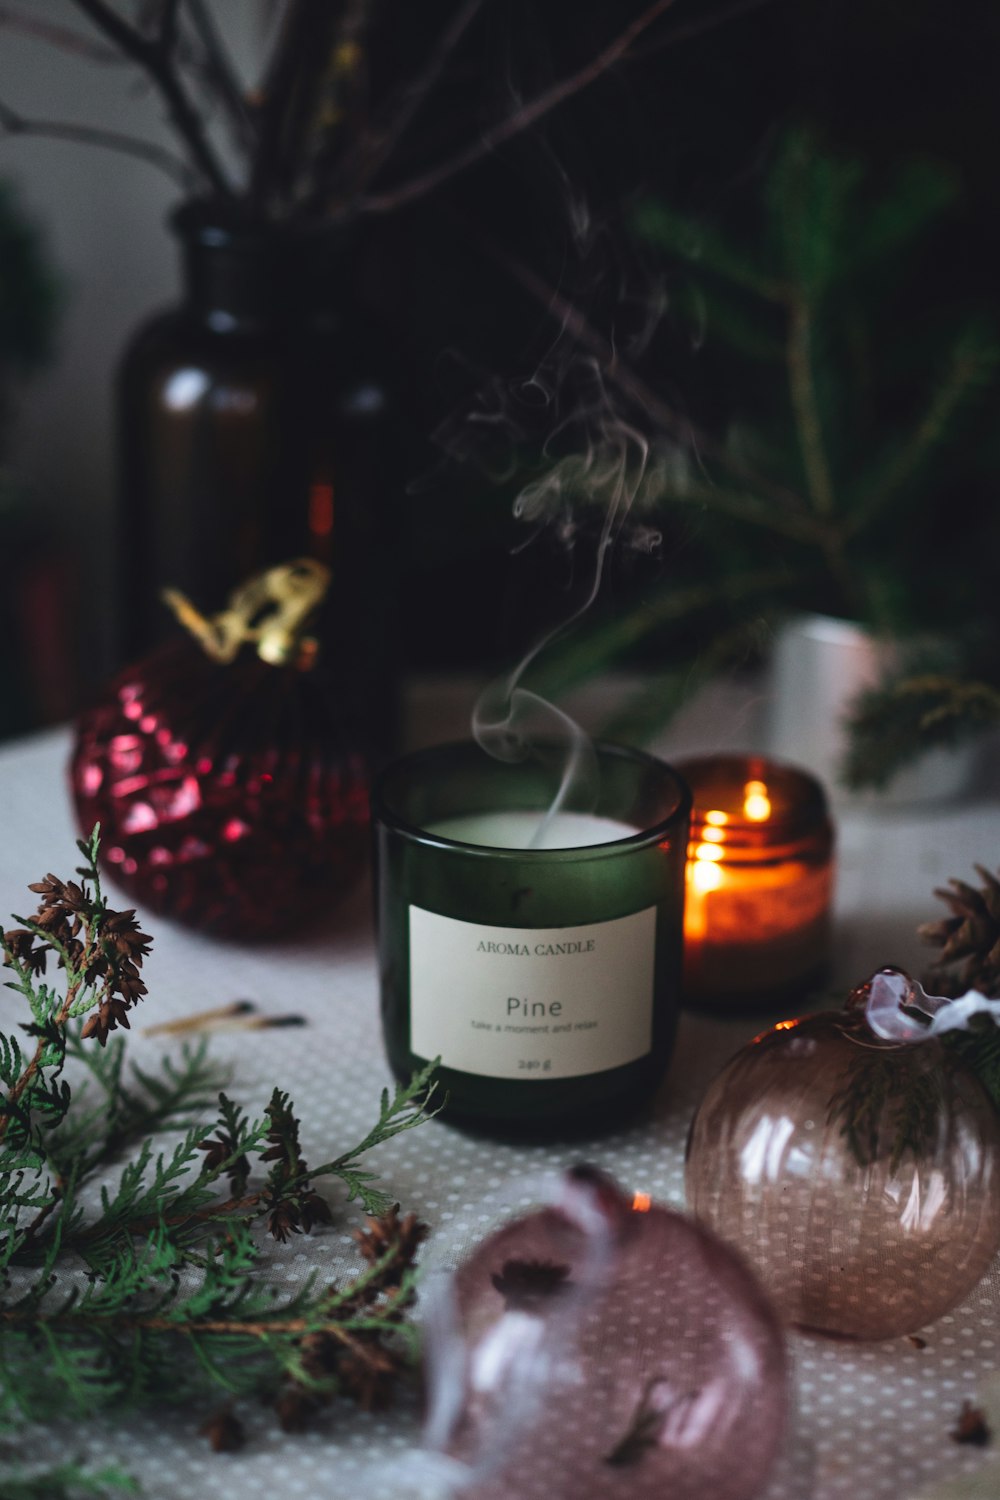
336 1337 400 1410
352 1204 428 1287
274 1386 319 1432
919 865 1000 998
198 1407 245 1453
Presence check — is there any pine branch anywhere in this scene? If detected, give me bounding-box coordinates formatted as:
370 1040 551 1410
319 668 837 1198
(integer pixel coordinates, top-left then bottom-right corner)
787 294 837 517
843 674 1000 789
827 1049 943 1172
525 567 793 699
595 620 766 746
944 1019 1000 1112
850 328 999 534
633 198 787 303
631 130 999 652
671 480 829 543
667 277 787 363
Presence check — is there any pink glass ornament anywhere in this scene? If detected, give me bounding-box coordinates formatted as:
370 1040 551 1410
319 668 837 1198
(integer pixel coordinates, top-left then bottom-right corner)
423 1167 788 1500
686 969 1000 1339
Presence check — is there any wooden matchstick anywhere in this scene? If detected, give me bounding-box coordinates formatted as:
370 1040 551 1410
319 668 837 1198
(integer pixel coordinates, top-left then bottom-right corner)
143 1000 256 1037
207 1014 306 1033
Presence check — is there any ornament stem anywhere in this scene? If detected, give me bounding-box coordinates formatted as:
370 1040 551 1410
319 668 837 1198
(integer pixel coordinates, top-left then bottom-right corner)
162 558 331 667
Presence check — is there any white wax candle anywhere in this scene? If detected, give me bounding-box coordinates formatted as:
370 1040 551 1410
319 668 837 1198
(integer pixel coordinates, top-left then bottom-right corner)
428 810 638 850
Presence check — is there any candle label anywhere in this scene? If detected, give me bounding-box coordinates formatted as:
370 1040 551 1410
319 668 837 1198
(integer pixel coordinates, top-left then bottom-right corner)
408 905 656 1079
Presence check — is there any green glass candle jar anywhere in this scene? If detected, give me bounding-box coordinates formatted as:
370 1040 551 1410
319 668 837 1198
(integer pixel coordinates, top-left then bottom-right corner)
373 742 690 1135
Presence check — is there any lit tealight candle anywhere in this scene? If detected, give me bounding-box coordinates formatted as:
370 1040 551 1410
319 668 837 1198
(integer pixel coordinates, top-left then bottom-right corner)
676 755 835 1011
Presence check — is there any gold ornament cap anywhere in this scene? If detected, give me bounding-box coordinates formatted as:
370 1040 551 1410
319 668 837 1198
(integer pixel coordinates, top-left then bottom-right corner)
163 559 330 669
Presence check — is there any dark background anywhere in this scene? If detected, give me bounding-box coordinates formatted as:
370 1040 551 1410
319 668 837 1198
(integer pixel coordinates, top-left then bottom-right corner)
356 0 1000 668
1 0 998 731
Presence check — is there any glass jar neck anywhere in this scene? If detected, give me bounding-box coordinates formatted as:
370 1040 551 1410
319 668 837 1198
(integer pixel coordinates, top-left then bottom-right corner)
172 200 345 334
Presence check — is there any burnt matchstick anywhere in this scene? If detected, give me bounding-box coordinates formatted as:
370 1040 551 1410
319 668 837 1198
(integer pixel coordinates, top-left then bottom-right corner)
143 1001 306 1037
211 1013 307 1033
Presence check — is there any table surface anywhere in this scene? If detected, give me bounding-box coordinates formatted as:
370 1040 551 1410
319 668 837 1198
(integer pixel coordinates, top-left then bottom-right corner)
2 700 999 1500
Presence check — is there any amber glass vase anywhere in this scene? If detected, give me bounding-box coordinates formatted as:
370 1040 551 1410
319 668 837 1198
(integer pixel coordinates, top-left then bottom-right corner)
115 199 399 755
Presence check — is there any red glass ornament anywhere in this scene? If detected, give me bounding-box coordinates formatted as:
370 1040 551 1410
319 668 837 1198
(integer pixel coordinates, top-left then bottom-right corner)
70 569 370 940
423 1167 788 1500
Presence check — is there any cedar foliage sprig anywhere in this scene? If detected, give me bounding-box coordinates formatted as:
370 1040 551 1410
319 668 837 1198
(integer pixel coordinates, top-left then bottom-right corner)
0 830 438 1438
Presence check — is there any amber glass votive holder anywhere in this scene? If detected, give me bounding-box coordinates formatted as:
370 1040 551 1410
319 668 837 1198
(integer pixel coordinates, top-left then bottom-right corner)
675 754 835 1011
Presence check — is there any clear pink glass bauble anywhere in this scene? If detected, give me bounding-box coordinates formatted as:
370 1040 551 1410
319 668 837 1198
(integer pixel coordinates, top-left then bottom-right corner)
424 1167 787 1500
685 970 1000 1339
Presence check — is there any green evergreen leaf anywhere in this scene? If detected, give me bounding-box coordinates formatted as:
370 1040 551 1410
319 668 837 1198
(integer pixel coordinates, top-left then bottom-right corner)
0 831 437 1448
843 673 1000 789
0 1459 138 1499
633 198 785 302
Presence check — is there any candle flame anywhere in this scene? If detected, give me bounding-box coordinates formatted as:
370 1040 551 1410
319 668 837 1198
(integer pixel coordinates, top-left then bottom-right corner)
701 825 726 843
743 780 771 822
694 842 725 862
704 809 729 826
690 859 723 893
632 1191 652 1212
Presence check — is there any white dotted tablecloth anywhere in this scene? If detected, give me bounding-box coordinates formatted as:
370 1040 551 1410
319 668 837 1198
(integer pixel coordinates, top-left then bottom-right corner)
1 719 999 1500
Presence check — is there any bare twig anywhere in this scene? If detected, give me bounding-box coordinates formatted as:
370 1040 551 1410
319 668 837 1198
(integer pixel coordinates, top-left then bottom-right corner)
0 94 192 185
69 0 150 63
478 231 812 517
344 0 490 195
635 0 779 55
250 0 343 204
183 0 257 152
70 0 233 195
358 0 679 215
0 5 121 62
291 0 374 205
158 0 181 52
